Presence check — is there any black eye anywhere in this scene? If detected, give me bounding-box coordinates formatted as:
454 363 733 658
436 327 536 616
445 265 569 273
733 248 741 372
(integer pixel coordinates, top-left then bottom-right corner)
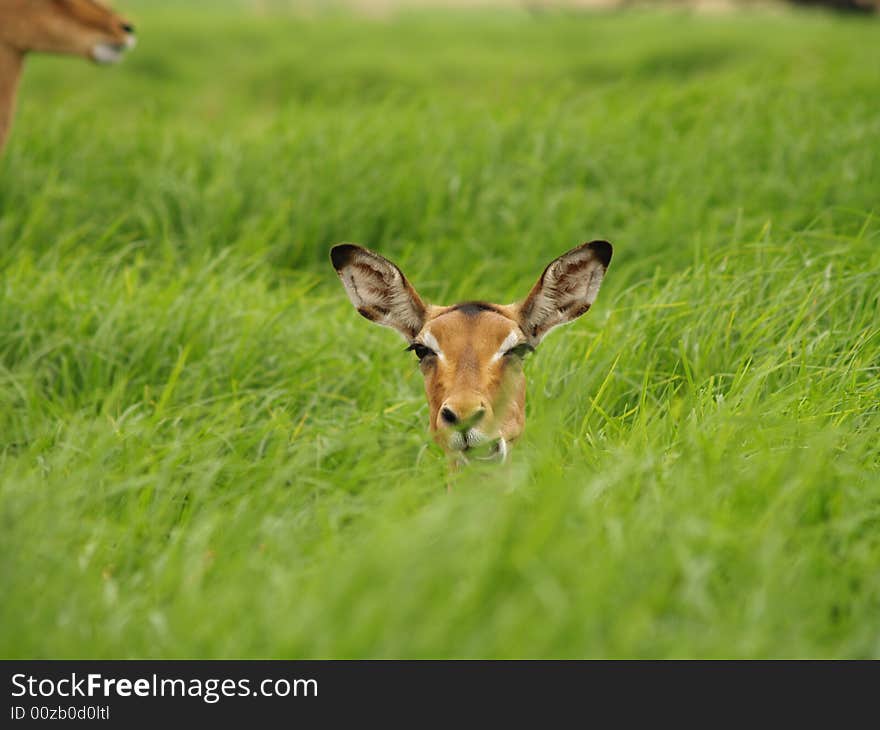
505 343 535 359
406 343 436 361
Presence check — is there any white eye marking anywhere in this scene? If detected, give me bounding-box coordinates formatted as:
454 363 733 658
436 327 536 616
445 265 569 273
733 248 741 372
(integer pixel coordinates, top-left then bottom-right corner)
421 330 444 362
491 330 522 363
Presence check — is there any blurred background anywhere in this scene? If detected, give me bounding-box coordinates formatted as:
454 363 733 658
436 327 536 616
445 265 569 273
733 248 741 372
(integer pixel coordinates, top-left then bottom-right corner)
1 0 878 658
247 0 879 13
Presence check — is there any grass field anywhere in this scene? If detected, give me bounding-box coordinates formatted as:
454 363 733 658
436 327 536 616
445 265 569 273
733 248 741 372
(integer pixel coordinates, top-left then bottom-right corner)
1 2 879 658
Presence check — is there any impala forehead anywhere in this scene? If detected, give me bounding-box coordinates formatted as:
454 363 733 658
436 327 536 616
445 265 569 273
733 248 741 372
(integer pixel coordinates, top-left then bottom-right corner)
419 308 524 358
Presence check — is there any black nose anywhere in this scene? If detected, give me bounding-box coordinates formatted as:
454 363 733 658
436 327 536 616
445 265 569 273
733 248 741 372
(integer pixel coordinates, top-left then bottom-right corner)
440 407 458 426
121 23 135 34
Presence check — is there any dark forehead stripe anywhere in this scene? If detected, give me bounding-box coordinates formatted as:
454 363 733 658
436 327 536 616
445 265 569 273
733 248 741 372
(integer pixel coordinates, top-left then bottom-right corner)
447 301 503 317
430 301 527 340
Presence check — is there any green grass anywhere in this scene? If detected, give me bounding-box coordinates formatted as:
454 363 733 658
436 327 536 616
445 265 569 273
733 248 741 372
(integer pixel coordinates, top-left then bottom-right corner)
1 2 879 658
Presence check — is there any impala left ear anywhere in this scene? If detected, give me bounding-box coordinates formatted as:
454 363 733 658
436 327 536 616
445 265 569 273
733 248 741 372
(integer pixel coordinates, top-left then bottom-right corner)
330 243 427 341
516 240 612 346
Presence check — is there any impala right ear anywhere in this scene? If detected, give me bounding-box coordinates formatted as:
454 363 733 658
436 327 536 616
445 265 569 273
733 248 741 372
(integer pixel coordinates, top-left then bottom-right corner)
516 240 612 346
330 244 427 341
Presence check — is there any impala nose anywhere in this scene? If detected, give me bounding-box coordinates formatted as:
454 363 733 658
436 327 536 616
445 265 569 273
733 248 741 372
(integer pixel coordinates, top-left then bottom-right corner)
439 402 486 430
440 407 458 425
121 23 135 34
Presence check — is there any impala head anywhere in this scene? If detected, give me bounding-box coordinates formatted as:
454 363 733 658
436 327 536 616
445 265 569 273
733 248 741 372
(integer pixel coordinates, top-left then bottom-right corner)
331 241 612 463
0 0 136 64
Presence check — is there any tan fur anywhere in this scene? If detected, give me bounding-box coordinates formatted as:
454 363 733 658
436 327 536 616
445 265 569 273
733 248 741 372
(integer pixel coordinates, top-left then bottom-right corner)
331 241 613 464
419 305 527 452
0 0 135 152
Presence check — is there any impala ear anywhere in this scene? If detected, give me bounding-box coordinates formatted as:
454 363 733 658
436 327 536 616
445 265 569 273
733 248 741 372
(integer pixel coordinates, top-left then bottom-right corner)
330 243 427 341
516 240 612 346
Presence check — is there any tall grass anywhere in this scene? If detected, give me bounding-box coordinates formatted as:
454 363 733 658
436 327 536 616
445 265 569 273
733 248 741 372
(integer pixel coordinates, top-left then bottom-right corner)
1 3 878 657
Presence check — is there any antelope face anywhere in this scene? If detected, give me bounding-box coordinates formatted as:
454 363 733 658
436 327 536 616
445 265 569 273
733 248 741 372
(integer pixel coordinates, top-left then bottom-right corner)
0 0 136 64
411 302 529 461
331 241 613 463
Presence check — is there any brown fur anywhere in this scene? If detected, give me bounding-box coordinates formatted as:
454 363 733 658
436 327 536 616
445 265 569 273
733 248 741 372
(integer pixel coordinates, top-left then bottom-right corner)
331 241 613 463
0 0 134 152
420 305 527 450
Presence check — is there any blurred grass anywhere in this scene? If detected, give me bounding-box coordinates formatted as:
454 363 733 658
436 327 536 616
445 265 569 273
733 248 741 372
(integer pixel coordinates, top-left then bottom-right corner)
1 3 879 657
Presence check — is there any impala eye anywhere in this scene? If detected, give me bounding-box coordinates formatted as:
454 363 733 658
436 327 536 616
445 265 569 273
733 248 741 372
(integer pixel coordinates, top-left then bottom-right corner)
505 343 535 359
406 343 436 361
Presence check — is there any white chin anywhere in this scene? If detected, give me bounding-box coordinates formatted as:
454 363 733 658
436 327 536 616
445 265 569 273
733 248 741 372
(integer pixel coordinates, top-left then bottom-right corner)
448 431 467 452
473 438 507 463
450 434 508 464
91 43 126 65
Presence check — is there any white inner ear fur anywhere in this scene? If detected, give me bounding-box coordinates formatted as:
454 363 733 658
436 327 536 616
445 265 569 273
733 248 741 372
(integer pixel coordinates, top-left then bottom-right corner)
539 261 604 322
337 255 424 340
581 266 605 308
421 330 445 362
491 329 522 363
380 268 423 338
522 249 608 344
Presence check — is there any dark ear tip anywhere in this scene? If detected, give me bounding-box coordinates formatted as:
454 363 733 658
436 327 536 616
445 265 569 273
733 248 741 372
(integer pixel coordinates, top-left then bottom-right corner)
587 240 613 268
330 243 359 270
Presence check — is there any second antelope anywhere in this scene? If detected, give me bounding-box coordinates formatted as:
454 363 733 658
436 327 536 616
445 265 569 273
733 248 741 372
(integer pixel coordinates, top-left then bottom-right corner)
331 240 613 464
0 0 136 153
